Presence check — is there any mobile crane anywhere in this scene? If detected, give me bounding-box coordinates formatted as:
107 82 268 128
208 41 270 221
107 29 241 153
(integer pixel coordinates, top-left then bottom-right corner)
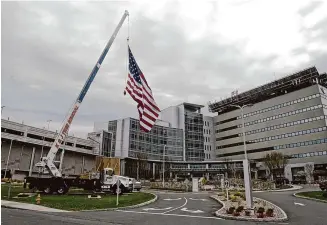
24 10 130 195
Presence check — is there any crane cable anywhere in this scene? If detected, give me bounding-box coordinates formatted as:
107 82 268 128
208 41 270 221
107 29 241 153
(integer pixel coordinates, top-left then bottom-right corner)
123 14 130 96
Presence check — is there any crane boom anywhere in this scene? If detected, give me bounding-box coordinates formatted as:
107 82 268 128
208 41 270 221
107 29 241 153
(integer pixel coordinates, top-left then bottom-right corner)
35 10 129 177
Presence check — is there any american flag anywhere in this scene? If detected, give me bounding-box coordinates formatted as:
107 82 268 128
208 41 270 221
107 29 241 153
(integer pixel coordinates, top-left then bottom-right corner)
124 46 160 132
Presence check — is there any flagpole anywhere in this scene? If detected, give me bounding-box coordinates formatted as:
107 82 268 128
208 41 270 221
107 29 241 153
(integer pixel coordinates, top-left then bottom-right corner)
124 15 130 96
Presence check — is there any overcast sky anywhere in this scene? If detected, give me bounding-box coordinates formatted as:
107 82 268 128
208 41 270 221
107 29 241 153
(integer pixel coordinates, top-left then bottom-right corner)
1 0 327 138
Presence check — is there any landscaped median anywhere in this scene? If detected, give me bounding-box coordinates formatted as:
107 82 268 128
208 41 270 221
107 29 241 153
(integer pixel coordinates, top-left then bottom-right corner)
210 191 288 222
1 184 157 211
294 191 327 203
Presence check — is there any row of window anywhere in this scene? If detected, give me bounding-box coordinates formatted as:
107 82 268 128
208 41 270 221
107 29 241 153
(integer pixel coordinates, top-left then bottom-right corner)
216 138 327 158
239 93 321 119
215 117 238 126
130 119 183 136
274 138 327 150
292 150 327 159
203 129 211 135
249 126 327 144
216 115 327 141
216 126 327 150
128 150 183 161
205 145 212 151
244 115 327 136
205 136 211 142
204 121 210 126
243 104 324 127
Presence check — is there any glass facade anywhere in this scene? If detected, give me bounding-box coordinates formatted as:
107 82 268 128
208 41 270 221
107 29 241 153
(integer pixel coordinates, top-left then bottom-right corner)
108 120 117 157
102 130 113 157
184 112 205 161
128 118 184 161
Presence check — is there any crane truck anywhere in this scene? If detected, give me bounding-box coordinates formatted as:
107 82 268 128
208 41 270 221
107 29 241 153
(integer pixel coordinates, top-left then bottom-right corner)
23 10 131 195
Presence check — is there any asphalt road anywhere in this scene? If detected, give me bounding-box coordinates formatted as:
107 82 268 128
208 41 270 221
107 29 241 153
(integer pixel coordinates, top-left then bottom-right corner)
2 189 326 225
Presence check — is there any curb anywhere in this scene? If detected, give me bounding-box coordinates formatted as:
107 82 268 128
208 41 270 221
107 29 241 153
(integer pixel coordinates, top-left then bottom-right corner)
253 185 303 193
80 192 158 212
210 195 288 222
2 192 158 213
293 192 327 203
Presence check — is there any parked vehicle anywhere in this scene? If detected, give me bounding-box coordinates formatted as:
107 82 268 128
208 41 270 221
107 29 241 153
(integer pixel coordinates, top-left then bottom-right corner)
127 178 142 192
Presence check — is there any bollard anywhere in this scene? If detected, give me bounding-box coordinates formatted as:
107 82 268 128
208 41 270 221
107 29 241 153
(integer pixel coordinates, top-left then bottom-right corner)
36 194 41 204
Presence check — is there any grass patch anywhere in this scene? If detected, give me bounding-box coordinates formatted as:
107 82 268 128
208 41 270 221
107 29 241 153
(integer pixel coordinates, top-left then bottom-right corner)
297 191 327 202
1 184 154 211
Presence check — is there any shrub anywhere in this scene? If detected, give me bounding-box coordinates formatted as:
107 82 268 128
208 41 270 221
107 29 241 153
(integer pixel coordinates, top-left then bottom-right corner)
234 192 242 196
230 195 237 202
226 207 235 214
236 206 244 212
245 210 251 216
322 192 327 198
257 207 265 214
266 208 274 217
233 211 240 216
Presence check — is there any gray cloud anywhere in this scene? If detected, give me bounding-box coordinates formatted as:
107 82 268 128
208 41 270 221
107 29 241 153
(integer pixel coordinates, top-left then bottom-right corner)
2 1 327 137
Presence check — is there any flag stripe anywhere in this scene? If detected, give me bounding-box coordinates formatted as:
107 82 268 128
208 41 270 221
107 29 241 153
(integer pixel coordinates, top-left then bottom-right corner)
125 46 160 132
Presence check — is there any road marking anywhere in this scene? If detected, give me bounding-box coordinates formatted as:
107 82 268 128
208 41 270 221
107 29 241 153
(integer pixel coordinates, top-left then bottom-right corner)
163 198 182 201
189 198 207 201
163 197 188 214
180 208 204 213
143 207 172 211
294 202 305 206
116 210 223 220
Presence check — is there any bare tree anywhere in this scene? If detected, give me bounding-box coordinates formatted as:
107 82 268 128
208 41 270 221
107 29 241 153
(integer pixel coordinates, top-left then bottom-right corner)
222 158 232 179
135 152 148 180
263 152 289 181
304 164 314 184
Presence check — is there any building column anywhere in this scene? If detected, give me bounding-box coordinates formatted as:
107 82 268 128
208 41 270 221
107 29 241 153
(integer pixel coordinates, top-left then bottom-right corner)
29 147 36 176
153 163 156 179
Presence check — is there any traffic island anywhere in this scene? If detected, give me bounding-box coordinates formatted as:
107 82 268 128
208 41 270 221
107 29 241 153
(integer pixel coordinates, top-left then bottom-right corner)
210 193 288 222
1 184 157 211
294 191 327 203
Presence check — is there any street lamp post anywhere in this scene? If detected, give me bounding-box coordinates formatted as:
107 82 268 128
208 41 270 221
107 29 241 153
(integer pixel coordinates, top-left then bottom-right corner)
1 106 5 114
162 145 166 188
47 120 52 130
4 139 16 179
230 104 253 210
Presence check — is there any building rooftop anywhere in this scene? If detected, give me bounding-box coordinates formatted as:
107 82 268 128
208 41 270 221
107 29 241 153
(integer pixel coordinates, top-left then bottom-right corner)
208 66 327 114
180 102 205 112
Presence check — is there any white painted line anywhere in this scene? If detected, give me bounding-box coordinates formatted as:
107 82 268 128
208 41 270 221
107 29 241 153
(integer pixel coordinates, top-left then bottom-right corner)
143 207 172 211
189 198 207 201
180 208 204 213
294 202 305 206
163 197 188 214
115 210 223 220
163 198 182 201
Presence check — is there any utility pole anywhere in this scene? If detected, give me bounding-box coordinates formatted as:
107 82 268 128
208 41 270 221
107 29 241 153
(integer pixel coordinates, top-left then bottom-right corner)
230 104 254 211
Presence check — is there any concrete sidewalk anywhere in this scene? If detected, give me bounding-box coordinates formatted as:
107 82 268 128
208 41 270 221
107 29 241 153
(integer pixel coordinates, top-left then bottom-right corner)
1 200 70 212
